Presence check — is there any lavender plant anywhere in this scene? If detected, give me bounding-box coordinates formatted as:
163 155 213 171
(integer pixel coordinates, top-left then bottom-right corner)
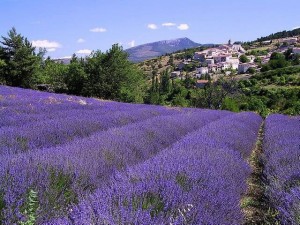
49 112 262 225
0 102 231 223
263 114 300 224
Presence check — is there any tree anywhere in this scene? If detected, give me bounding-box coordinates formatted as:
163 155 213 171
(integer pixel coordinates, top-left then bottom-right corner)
172 93 189 107
83 50 105 97
193 78 240 109
254 57 262 64
270 52 284 60
292 54 300 65
0 59 6 84
119 65 146 103
261 52 290 71
284 48 293 60
269 52 290 69
160 69 171 94
221 97 239 112
40 58 68 92
247 67 256 74
0 27 40 88
168 55 174 66
84 44 146 102
65 54 87 95
239 54 250 63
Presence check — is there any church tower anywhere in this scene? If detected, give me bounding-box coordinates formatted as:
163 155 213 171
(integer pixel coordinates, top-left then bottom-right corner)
228 39 232 46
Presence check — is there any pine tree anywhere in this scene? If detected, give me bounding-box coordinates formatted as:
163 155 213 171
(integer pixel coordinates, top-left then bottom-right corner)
0 27 40 87
160 69 170 94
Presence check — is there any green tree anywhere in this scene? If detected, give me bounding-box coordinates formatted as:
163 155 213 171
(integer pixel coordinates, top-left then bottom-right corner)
40 58 68 92
83 50 105 96
292 54 300 65
270 52 285 60
84 44 146 102
284 48 293 60
168 55 174 66
160 69 171 94
65 54 87 95
247 67 256 74
193 78 240 109
247 96 269 117
119 65 146 103
239 54 250 63
172 93 189 107
221 97 239 112
254 57 262 64
0 59 6 84
0 27 40 88
261 52 290 71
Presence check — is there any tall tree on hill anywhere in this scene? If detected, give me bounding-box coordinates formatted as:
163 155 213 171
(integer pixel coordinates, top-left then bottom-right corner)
160 69 171 94
0 27 40 88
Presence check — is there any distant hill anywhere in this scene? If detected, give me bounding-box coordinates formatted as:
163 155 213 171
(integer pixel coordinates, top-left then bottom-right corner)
125 37 201 62
255 28 300 42
53 57 71 64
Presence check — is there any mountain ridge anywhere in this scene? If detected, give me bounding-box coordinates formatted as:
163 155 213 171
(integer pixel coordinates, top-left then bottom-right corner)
125 37 201 62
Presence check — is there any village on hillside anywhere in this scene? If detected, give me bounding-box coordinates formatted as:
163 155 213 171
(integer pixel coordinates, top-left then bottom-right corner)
51 34 300 89
140 35 300 88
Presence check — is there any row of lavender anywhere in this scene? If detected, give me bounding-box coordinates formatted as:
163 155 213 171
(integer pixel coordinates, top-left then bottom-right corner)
1 112 229 224
0 85 185 128
0 108 186 155
45 112 263 225
1 86 234 224
1 85 194 156
263 114 300 224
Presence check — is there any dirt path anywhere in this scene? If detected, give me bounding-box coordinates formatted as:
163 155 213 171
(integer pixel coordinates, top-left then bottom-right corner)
241 121 279 225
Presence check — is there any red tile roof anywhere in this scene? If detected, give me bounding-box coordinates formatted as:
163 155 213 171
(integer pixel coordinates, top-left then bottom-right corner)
197 80 209 84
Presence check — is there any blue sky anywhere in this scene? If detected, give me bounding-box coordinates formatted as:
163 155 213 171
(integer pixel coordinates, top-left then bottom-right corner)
1 0 299 58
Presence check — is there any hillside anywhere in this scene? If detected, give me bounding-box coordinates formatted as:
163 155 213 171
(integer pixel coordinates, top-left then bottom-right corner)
255 27 300 42
125 37 201 62
133 28 300 115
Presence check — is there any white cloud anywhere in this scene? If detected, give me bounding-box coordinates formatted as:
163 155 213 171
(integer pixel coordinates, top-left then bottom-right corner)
47 48 56 52
177 24 189 30
31 40 61 52
90 27 107 32
31 40 61 48
292 26 300 30
77 38 85 43
76 49 92 54
128 40 135 48
62 56 72 59
147 24 158 30
162 22 176 27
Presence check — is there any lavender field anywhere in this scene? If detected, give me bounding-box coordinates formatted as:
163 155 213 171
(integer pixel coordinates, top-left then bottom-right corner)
0 85 299 225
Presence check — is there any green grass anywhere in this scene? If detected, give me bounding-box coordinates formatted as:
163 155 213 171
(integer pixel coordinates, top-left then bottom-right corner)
240 196 259 209
176 173 193 192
